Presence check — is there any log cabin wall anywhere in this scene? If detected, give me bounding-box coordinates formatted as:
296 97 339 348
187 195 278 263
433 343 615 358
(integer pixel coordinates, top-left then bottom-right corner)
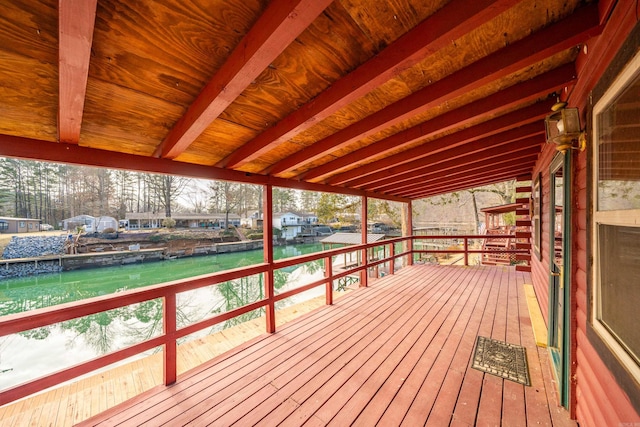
530 4 640 424
530 143 555 325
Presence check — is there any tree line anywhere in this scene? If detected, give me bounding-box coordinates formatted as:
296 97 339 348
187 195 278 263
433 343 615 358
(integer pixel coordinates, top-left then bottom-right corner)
0 158 401 228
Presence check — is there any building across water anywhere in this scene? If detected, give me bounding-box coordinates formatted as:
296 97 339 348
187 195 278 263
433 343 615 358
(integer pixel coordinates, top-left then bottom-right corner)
0 216 41 234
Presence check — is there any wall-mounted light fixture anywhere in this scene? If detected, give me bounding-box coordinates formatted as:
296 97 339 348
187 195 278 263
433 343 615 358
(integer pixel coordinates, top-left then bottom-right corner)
544 102 587 153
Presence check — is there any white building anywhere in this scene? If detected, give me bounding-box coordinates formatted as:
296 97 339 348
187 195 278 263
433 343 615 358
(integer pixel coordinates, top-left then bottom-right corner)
63 215 96 232
95 216 118 232
273 212 303 240
124 213 241 230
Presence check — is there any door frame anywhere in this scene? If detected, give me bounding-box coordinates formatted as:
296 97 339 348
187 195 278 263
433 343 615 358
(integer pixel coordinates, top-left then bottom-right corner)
548 152 572 408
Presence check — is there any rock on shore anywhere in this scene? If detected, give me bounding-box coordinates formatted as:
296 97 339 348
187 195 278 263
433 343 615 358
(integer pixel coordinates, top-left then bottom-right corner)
2 236 67 259
1 236 67 278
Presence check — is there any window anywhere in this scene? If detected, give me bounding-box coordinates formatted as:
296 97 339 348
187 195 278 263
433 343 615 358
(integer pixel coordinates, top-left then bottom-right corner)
532 173 542 260
19 221 25 228
592 51 640 381
0 221 7 231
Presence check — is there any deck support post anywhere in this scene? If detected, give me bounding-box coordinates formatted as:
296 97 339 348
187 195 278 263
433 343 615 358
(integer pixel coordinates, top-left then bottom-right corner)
464 237 469 266
325 255 333 305
263 184 276 333
360 196 368 287
404 201 414 266
163 293 177 385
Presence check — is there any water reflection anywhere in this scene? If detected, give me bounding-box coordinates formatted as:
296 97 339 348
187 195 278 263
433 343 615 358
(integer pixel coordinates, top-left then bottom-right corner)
0 244 325 389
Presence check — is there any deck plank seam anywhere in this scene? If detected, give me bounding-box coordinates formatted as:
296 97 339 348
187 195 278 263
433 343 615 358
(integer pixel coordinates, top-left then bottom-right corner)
423 266 501 427
88 271 423 425
303 266 479 426
373 267 485 426
116 268 456 424
399 267 494 425
192 266 462 426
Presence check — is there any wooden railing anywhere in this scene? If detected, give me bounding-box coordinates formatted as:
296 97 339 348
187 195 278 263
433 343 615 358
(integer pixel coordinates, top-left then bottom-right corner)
412 234 525 266
0 234 524 406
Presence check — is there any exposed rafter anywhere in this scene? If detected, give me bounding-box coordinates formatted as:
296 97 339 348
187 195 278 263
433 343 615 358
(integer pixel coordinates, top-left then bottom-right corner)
153 0 332 159
343 130 542 190
327 100 552 187
400 164 537 199
0 0 615 203
294 65 574 181
390 154 538 199
58 0 98 144
371 142 542 194
216 0 521 169
291 3 600 181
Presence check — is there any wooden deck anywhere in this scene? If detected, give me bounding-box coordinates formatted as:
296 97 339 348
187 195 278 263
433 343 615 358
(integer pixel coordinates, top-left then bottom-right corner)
0 292 341 427
70 264 574 426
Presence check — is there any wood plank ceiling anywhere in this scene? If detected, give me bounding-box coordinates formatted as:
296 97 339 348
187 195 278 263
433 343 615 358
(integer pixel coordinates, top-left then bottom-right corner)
0 0 603 201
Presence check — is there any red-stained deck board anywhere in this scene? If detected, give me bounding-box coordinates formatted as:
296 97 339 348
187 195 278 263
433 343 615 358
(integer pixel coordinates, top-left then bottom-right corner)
213 269 450 426
450 266 504 426
308 266 478 426
390 268 491 426
100 270 429 426
238 266 466 427
517 272 555 426
332 268 495 426
422 266 500 427
475 266 512 427
332 267 481 426
144 280 409 423
503 268 527 427
80 265 576 427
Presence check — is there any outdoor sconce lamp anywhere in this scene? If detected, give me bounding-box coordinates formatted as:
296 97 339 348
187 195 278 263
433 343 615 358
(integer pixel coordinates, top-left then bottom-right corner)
544 103 587 153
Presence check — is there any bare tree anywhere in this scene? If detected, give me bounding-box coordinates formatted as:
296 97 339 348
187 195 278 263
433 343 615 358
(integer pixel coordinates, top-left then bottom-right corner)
209 181 243 227
146 174 189 217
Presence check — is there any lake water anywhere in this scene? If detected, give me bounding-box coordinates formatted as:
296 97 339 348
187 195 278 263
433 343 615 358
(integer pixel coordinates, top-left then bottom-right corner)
0 243 327 389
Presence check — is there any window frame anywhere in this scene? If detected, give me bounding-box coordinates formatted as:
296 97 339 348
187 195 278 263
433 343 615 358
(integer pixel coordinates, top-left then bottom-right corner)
591 50 640 383
532 172 542 260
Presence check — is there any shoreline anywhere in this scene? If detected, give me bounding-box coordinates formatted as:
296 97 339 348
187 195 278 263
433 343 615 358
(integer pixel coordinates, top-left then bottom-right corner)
0 239 266 279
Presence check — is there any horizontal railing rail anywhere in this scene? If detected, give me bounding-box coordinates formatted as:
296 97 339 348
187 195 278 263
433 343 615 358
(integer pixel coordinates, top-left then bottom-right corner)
412 234 527 266
0 234 523 406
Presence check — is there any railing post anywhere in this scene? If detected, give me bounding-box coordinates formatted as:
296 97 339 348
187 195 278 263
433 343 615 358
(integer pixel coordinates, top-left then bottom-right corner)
404 201 414 266
325 255 333 305
389 242 395 275
464 237 469 266
164 293 177 385
360 196 368 287
263 184 275 333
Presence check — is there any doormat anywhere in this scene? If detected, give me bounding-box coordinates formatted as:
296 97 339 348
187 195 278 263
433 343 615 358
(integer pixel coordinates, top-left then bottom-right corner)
471 336 530 386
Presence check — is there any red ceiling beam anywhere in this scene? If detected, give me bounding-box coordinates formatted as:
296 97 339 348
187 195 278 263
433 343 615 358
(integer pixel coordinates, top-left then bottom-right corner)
378 150 540 195
399 163 536 199
296 65 574 180
368 139 542 193
290 3 600 181
58 0 98 144
328 100 551 187
403 173 535 199
402 167 536 199
349 128 541 190
154 0 332 159
349 131 541 190
0 134 407 203
375 145 541 195
216 0 521 169
397 162 537 199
